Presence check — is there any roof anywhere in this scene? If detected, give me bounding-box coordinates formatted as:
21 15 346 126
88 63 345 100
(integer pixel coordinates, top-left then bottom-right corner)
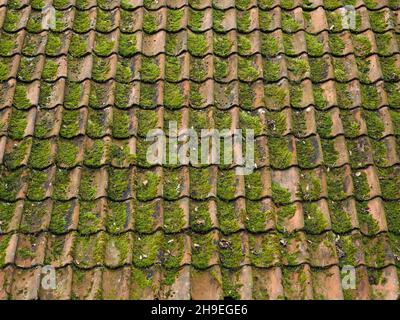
0 0 400 300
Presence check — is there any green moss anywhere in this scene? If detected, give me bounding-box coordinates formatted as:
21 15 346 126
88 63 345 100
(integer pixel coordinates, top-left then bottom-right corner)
163 201 185 234
376 33 393 56
384 83 400 108
132 232 162 268
265 110 286 136
244 170 263 200
303 203 328 234
212 9 224 32
190 200 213 232
272 182 292 206
363 110 384 139
333 58 348 82
249 233 280 267
238 83 255 110
0 167 24 201
268 137 292 169
282 12 300 33
310 57 329 82
329 34 346 55
118 33 137 57
191 232 215 269
83 140 105 168
104 201 127 233
92 56 110 82
259 10 272 32
79 169 97 200
340 110 360 138
316 110 333 138
42 60 59 81
347 139 371 169
110 142 135 167
238 57 259 81
18 247 35 260
385 202 400 234
52 169 71 200
49 201 73 234
112 109 130 138
261 33 280 57
87 109 107 138
78 202 103 234
130 267 153 299
0 202 15 232
64 81 82 109
190 168 211 199
3 10 20 32
371 139 388 168
114 83 131 108
213 58 227 81
96 9 113 32
297 138 316 166
46 33 62 56
189 58 207 82
165 56 181 82
381 56 400 82
360 84 379 110
363 236 387 268
356 201 379 235
298 170 322 202
0 60 9 82
352 35 372 57
164 83 184 109
117 58 133 82
326 167 347 201
290 85 304 107
136 171 160 201
68 33 88 57
109 233 132 266
0 34 15 56
214 34 233 57
237 11 251 32
335 83 353 109
189 83 204 108
306 34 324 57
108 168 130 201
291 109 307 137
27 169 47 201
60 110 80 138
73 10 91 32
29 139 52 169
222 269 242 300
245 200 272 233
26 13 43 33
377 167 400 200
188 33 207 57
165 34 179 55
238 35 252 56
167 8 184 32
4 139 30 169
19 201 47 232
94 34 114 56
188 8 204 31
369 10 389 32
328 200 353 234
143 12 157 34
356 58 372 83
73 233 106 268
162 234 184 269
135 200 159 233
220 233 245 268
8 109 27 139
217 200 241 234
